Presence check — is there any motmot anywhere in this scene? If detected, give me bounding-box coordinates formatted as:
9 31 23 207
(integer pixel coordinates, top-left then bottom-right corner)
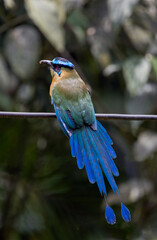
40 57 131 224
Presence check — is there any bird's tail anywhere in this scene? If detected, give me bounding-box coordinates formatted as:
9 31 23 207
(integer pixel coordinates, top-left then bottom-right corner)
70 121 131 224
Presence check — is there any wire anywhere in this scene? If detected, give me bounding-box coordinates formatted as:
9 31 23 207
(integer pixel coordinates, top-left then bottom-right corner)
0 111 157 120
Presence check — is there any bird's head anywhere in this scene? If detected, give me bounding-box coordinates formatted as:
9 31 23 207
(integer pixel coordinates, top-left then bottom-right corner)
40 57 75 77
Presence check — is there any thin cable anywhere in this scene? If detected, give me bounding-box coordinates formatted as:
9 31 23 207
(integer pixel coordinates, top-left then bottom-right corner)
0 111 157 120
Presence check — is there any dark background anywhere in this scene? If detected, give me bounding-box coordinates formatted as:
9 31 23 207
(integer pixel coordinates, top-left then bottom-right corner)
0 0 157 239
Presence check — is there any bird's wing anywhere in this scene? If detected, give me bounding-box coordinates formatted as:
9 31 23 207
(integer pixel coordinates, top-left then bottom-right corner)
51 79 97 131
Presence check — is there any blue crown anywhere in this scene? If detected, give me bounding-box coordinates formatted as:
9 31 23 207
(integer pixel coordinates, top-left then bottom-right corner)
52 57 74 69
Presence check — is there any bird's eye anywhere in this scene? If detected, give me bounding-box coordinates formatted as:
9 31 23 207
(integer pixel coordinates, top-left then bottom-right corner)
53 65 61 76
54 65 60 72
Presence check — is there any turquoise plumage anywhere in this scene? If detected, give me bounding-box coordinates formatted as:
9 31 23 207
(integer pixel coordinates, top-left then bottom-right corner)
40 57 131 224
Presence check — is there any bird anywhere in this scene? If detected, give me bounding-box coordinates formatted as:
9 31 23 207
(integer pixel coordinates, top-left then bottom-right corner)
40 57 131 224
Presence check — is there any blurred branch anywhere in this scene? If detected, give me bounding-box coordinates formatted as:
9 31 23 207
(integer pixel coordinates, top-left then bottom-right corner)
0 14 28 34
0 111 157 120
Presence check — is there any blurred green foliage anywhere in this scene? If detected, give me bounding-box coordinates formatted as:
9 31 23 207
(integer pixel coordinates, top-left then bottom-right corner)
0 0 157 239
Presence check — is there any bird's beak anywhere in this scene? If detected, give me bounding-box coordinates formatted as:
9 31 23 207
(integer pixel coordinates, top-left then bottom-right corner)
40 60 52 66
40 60 55 78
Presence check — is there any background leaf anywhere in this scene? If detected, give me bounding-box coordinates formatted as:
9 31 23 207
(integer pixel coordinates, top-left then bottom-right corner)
151 56 157 79
4 25 41 80
25 0 65 52
123 56 151 96
108 0 139 26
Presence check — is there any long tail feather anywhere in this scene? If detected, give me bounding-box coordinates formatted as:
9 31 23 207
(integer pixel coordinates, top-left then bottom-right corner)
98 129 119 176
82 128 107 195
98 127 116 159
97 121 113 145
105 205 116 224
77 130 95 183
70 134 75 157
86 128 119 193
69 122 131 224
121 203 131 222
73 132 84 169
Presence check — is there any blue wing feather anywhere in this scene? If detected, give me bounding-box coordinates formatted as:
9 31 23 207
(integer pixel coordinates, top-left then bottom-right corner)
54 105 71 137
60 109 76 129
